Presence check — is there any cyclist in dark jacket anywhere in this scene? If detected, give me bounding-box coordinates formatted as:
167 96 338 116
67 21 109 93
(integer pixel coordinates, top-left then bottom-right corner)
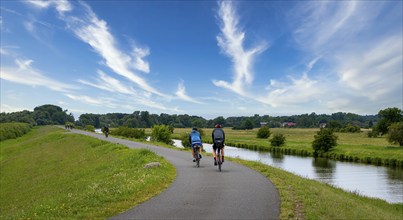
189 127 203 162
212 124 225 165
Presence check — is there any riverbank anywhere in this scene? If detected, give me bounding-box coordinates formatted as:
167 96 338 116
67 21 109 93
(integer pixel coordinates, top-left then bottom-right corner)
170 128 403 167
140 136 403 219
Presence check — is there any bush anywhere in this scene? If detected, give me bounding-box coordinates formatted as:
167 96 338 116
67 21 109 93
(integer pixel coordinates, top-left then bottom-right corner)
270 133 286 147
339 124 361 133
181 132 191 148
387 122 403 146
0 123 32 141
113 127 146 139
312 128 338 154
151 125 172 144
257 126 271 139
85 125 95 132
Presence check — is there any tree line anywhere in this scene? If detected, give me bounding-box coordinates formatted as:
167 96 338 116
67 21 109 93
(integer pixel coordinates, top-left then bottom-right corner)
1 104 400 131
0 104 74 126
76 111 378 129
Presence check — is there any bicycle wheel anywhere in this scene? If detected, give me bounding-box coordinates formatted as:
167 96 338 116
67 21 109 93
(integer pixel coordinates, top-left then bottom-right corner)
195 149 200 167
218 151 221 172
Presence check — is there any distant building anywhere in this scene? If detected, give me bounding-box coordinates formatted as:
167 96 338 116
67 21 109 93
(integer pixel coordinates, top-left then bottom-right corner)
281 122 296 128
260 122 268 127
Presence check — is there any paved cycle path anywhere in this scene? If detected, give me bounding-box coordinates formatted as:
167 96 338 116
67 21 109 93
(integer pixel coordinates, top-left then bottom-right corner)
70 129 280 219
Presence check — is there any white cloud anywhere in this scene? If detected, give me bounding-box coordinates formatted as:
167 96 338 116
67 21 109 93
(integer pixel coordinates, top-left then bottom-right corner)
78 70 136 95
0 59 77 92
131 47 150 73
65 94 115 107
214 1 267 96
61 2 163 97
77 70 171 110
289 1 381 53
26 0 72 14
175 81 204 104
336 35 402 100
258 73 322 107
0 104 28 113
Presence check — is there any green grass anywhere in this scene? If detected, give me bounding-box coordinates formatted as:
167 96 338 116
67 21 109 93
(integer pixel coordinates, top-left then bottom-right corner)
172 128 403 167
0 126 175 219
230 158 403 220
0 122 32 141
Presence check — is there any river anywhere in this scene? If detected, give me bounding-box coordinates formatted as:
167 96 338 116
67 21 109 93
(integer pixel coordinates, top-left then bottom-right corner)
173 140 403 204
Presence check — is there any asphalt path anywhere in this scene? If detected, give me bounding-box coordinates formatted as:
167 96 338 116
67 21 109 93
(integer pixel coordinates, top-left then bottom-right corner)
69 129 280 219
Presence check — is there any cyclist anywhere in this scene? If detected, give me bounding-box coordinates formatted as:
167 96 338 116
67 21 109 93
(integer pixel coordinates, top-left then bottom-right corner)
103 125 109 137
212 124 225 165
189 127 203 162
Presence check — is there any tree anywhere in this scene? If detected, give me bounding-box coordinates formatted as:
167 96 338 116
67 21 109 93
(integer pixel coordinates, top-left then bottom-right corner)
374 107 403 135
312 128 338 154
257 126 271 138
270 133 286 147
387 122 403 146
242 119 254 130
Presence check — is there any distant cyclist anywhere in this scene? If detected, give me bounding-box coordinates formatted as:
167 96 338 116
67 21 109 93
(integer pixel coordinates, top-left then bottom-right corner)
103 125 109 138
212 124 225 165
189 127 203 162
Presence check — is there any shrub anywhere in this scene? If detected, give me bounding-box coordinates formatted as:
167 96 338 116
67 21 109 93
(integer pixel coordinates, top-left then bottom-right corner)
113 127 146 139
312 128 338 154
387 122 403 146
85 125 95 132
181 132 191 148
0 123 32 141
257 126 271 139
151 125 172 144
339 124 361 133
270 133 286 147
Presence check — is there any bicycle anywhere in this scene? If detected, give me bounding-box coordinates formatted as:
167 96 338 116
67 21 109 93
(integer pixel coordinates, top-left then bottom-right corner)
216 144 223 172
105 131 109 138
194 144 201 167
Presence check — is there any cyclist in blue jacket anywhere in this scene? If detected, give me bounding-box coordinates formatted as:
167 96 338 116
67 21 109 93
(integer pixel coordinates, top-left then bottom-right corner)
189 127 203 162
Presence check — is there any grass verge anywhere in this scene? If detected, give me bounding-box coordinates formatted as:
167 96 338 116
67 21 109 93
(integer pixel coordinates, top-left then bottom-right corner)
230 157 403 219
0 126 175 219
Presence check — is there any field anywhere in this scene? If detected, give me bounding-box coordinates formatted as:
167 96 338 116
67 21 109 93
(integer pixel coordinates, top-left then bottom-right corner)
0 126 175 219
170 128 403 167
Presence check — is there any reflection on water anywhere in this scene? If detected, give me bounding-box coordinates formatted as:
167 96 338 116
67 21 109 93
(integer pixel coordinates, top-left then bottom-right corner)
173 140 402 204
312 158 336 184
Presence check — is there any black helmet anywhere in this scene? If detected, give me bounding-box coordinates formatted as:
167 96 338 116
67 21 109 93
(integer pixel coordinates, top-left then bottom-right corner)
192 127 198 131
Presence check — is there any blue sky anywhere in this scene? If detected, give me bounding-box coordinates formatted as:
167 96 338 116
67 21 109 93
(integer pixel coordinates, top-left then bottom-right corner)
1 0 402 119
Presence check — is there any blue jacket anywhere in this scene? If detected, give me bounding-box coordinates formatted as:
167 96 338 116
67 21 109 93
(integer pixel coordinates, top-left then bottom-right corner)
189 130 202 146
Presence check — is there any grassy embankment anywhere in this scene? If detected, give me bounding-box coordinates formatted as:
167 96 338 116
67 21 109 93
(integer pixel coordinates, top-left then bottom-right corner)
0 126 175 219
170 128 403 167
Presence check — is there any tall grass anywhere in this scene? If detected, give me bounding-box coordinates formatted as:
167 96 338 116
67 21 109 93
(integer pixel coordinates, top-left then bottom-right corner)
0 126 175 219
0 123 32 141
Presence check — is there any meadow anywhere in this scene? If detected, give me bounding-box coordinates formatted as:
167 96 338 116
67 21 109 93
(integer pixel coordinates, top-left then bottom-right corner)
0 126 175 219
170 128 403 167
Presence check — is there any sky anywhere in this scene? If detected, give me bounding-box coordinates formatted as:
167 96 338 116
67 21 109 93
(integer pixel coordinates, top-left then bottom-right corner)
1 0 402 119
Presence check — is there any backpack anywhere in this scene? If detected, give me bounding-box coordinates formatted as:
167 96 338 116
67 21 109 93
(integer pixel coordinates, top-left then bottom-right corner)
213 128 224 145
